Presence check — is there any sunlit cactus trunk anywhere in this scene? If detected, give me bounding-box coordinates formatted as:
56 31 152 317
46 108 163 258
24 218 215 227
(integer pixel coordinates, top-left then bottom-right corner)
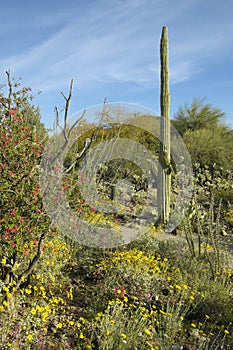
158 26 171 224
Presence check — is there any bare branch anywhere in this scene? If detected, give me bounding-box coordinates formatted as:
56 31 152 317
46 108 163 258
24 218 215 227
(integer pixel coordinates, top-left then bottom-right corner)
64 136 90 174
61 79 74 131
2 152 10 165
15 233 45 290
103 96 107 112
53 106 59 130
65 98 111 174
67 108 86 139
6 70 12 111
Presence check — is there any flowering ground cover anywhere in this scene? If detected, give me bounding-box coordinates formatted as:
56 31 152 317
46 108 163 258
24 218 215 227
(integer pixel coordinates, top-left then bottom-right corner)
0 76 233 349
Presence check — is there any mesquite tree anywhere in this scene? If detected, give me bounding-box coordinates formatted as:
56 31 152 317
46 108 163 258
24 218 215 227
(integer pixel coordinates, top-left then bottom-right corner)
158 26 171 224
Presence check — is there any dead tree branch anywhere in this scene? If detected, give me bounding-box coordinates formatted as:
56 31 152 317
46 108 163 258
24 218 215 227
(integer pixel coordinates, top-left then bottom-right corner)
15 233 45 290
6 70 12 110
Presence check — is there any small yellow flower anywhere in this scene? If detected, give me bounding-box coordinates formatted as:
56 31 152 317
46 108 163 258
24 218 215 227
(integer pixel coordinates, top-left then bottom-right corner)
42 311 49 322
31 308 37 315
79 332 84 339
3 286 9 292
121 333 127 339
144 329 151 335
1 257 7 265
25 288 31 295
224 329 230 335
36 305 43 312
191 323 196 328
147 342 158 350
27 334 33 342
57 323 62 329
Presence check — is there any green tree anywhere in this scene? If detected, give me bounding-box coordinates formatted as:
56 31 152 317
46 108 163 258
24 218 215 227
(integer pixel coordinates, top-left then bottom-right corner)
183 126 233 171
172 97 226 136
172 98 233 171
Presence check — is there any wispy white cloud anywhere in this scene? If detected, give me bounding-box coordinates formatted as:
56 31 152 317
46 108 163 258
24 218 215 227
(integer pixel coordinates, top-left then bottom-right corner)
1 0 233 127
2 0 214 91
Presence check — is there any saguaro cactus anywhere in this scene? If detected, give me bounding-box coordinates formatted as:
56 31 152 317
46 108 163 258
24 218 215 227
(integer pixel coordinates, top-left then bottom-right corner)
158 26 171 224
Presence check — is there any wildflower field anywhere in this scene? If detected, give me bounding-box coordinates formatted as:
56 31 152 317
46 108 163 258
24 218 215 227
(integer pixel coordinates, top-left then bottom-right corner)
1 76 233 349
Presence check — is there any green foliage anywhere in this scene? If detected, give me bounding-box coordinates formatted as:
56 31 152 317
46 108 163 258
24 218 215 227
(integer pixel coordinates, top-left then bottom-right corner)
0 74 52 317
0 75 233 349
0 72 47 139
172 97 233 173
0 74 49 266
0 75 78 348
63 119 159 217
68 233 233 349
172 97 226 136
183 127 233 170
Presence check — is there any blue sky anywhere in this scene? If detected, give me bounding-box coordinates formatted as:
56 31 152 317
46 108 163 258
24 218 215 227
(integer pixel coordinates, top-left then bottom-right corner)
1 0 233 129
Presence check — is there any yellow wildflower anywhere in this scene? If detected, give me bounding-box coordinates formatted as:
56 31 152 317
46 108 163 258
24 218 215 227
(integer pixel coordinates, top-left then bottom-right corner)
25 288 31 295
1 257 7 265
27 334 33 342
31 308 37 315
